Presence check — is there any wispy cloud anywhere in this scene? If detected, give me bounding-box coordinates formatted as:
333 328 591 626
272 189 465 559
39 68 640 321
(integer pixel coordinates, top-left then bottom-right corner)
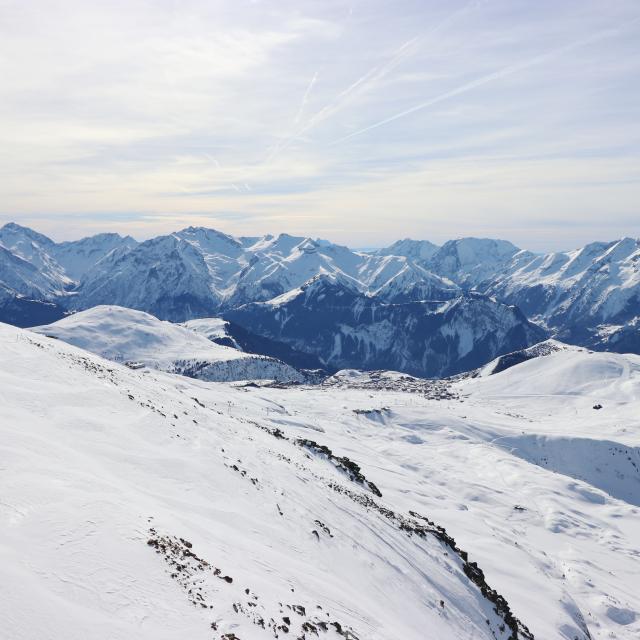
0 0 639 250
265 1 479 162
330 21 634 145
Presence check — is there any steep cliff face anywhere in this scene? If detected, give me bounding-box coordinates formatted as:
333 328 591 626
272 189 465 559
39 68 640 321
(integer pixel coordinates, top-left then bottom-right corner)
226 276 547 378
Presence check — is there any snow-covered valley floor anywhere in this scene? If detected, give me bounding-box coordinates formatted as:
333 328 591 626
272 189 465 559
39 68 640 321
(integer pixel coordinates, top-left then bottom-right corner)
1 323 638 639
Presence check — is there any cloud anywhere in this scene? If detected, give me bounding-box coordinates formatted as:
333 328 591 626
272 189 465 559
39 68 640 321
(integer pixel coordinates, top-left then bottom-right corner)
0 0 638 250
330 21 632 145
265 1 478 162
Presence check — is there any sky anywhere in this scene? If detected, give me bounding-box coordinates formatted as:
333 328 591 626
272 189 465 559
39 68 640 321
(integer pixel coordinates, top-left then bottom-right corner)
0 0 639 251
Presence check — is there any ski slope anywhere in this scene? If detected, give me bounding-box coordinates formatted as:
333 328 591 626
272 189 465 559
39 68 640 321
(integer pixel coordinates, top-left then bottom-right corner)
1 323 638 639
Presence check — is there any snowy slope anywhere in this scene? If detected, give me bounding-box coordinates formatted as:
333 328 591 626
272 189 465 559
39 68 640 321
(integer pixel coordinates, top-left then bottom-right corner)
473 339 584 377
468 347 640 402
1 323 537 640
33 306 304 383
461 350 640 511
268 351 640 640
3 325 639 639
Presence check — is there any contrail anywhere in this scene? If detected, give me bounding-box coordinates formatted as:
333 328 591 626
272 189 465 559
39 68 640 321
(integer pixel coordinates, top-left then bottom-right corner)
300 1 478 135
293 72 319 125
264 70 320 163
203 153 221 169
330 25 625 146
265 0 479 163
298 36 420 133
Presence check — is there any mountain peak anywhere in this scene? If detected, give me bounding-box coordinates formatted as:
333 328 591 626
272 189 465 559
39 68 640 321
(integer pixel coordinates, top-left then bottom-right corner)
375 238 439 261
0 222 55 247
175 226 246 256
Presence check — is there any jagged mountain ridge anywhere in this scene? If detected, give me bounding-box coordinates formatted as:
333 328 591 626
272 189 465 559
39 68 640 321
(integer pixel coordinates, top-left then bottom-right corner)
387 235 640 338
0 222 135 295
370 236 640 354
225 275 547 378
1 222 638 376
0 223 461 319
72 227 461 319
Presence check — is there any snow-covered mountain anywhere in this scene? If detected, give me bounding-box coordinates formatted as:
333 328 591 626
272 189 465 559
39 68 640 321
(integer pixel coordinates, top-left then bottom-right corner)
34 306 305 383
480 238 640 341
382 237 525 288
72 234 220 320
2 222 638 377
0 242 69 299
69 227 457 319
54 232 138 280
427 238 524 288
467 339 585 377
378 235 640 349
2 322 639 639
0 222 136 289
225 274 547 377
0 222 72 284
372 237 440 262
377 235 640 353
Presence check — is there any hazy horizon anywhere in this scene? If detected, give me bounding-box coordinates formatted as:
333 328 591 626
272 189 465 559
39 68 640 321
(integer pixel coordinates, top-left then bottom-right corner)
1 0 639 251
2 217 638 255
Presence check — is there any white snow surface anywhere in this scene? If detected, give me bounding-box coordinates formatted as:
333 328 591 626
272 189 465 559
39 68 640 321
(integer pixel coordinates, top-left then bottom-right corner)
476 339 582 376
1 324 639 639
182 317 237 342
32 305 303 382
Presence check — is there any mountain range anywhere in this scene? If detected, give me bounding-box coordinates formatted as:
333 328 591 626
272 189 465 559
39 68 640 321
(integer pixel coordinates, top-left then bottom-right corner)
1 221 638 377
